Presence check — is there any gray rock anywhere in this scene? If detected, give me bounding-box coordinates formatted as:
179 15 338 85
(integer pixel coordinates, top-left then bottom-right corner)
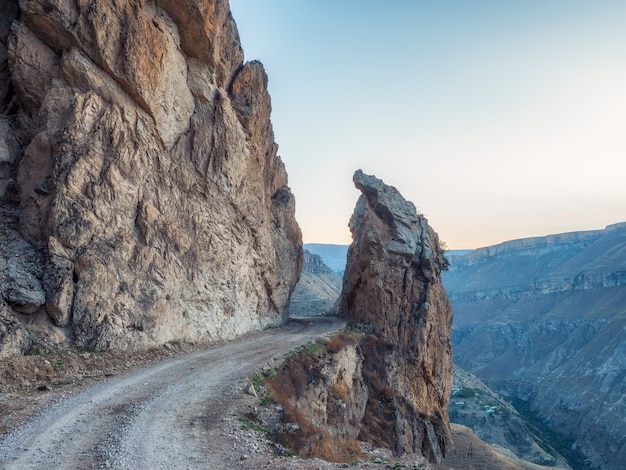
0 299 32 358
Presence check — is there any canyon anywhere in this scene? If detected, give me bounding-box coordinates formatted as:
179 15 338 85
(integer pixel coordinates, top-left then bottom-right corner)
445 223 626 470
3 0 620 467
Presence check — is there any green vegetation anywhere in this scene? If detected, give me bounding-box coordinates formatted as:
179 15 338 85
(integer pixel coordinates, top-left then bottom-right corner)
239 416 273 440
510 397 590 470
283 340 326 359
342 322 372 334
259 394 275 407
455 387 477 398
52 357 65 370
251 367 277 389
165 339 182 347
439 240 450 271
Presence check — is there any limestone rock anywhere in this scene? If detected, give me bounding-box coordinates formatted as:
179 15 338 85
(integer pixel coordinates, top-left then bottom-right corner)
0 0 301 352
335 170 453 462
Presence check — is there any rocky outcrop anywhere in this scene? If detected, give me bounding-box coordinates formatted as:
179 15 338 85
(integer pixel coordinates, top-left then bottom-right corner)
0 0 301 352
273 171 453 463
288 250 342 316
336 170 453 462
445 223 626 469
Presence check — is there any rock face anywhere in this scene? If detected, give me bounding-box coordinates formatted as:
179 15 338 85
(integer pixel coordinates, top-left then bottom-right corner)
288 250 342 316
304 243 349 277
0 0 302 352
272 172 452 463
335 170 452 461
445 223 626 469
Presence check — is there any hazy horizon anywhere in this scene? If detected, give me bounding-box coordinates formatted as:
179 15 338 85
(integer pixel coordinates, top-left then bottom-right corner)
230 1 626 249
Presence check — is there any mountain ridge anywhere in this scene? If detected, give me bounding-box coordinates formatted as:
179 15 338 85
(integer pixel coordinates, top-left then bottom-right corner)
288 249 341 316
445 222 626 469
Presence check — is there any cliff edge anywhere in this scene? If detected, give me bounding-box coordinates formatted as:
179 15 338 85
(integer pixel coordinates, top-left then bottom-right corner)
0 0 301 354
271 171 452 463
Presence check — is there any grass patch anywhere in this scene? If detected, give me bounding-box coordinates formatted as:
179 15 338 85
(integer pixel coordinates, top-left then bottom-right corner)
239 415 273 441
342 322 372 334
259 394 275 407
52 358 65 370
453 387 476 398
251 367 278 388
283 341 326 360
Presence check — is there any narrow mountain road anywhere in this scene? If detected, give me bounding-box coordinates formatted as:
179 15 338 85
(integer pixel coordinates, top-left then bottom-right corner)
0 316 345 469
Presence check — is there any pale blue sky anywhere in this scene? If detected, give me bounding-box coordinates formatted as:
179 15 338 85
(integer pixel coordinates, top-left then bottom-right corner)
229 1 626 248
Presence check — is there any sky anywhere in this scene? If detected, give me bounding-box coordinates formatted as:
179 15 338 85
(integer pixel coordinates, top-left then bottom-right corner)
229 0 626 249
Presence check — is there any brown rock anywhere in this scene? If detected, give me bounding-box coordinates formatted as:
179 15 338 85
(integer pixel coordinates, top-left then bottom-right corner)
0 0 301 352
271 171 453 463
337 170 453 462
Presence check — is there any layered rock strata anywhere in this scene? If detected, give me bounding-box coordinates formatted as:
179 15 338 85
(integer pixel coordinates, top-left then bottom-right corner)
0 0 301 352
445 223 626 469
275 171 453 463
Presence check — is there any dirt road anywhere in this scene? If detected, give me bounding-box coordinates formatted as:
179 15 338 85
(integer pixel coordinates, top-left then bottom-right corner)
0 316 345 469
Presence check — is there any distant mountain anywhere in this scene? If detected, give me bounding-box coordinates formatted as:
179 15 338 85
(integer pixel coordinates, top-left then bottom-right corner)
443 223 626 470
303 243 348 277
288 250 342 316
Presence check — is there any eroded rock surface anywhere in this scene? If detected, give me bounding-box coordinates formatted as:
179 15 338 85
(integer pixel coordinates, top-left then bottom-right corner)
338 170 453 461
0 0 302 351
274 171 453 463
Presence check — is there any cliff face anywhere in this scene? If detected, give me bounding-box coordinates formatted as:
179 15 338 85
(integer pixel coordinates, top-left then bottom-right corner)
288 250 341 316
445 223 626 469
304 243 349 277
338 170 453 461
0 0 302 354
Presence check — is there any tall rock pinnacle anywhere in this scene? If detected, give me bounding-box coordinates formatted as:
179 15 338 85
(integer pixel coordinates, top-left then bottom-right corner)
338 170 453 461
0 0 302 353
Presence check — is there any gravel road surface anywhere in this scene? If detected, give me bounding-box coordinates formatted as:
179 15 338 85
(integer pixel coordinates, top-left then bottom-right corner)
0 316 345 469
